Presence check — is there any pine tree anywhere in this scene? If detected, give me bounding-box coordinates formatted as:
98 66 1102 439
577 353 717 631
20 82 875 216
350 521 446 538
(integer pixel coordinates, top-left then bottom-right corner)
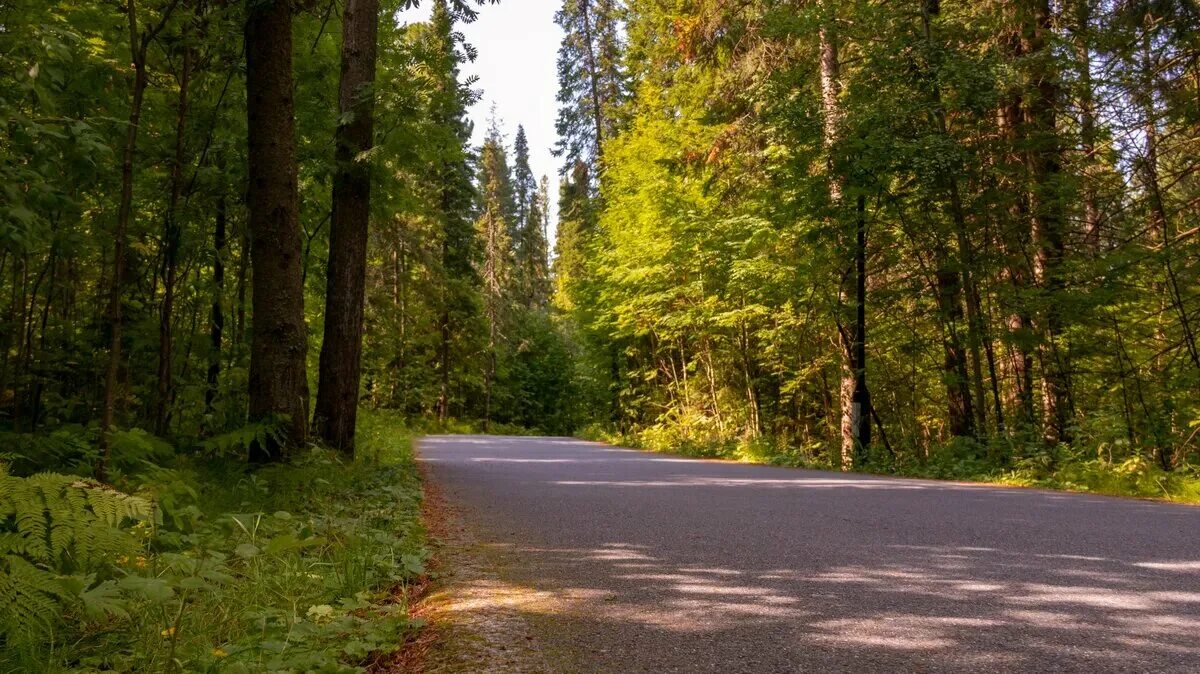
424 0 482 422
553 0 625 177
475 121 516 428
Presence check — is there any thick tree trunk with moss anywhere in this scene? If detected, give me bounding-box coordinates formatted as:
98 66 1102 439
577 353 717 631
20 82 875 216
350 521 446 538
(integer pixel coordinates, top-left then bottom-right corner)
245 0 308 460
315 0 380 454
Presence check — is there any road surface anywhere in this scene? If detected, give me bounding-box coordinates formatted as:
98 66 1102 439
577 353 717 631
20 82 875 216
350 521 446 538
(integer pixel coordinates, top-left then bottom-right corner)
419 435 1200 673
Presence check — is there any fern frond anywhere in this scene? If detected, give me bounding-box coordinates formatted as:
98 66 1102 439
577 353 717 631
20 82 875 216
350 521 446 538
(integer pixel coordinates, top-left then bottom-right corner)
0 473 153 641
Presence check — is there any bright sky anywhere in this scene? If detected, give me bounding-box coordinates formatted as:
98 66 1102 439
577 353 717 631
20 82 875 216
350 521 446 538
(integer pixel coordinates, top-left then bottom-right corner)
397 0 565 235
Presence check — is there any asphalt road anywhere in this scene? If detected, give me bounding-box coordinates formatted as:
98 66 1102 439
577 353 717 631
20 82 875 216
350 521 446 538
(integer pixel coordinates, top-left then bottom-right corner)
418 435 1200 673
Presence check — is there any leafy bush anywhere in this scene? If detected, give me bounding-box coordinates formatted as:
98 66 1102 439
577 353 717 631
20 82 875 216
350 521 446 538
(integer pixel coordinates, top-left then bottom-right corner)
583 419 1200 503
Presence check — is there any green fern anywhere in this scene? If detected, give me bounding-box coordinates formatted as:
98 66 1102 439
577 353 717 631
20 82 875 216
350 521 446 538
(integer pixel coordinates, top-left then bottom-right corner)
0 469 154 642
200 418 287 458
0 426 95 475
0 555 67 641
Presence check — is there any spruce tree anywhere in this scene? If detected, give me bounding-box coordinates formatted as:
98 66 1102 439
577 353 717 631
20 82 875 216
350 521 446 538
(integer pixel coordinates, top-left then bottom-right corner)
424 0 482 422
553 0 625 177
475 121 516 427
511 126 549 308
512 125 537 230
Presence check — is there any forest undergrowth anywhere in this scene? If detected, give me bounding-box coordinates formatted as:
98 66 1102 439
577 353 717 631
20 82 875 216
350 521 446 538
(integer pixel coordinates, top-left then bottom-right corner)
1 410 428 672
583 424 1200 504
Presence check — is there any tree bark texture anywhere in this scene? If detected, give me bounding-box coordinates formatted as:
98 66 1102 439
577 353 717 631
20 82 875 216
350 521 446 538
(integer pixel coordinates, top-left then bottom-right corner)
245 0 309 460
314 0 380 454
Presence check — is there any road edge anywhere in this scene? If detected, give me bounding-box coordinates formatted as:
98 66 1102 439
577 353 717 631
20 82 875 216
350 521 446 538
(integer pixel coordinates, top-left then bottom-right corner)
399 439 552 674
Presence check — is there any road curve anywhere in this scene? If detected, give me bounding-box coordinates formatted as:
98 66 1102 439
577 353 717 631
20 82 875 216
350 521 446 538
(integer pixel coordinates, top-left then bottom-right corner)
418 435 1200 673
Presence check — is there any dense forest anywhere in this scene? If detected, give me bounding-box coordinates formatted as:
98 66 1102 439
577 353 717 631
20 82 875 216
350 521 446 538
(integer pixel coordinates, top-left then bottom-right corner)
557 0 1200 485
1 0 573 456
1 0 1199 667
1 0 568 666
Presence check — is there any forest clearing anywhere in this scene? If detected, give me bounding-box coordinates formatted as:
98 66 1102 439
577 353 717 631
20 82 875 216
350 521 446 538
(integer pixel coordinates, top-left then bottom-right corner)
2 0 1200 670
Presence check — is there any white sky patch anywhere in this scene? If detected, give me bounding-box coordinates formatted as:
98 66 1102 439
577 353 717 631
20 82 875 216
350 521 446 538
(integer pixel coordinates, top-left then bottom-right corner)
397 0 565 245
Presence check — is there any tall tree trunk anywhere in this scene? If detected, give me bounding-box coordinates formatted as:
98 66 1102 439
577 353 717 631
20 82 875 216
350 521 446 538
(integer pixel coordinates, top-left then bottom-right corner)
578 0 605 167
819 13 868 468
1022 0 1072 445
155 45 192 436
921 0 975 439
437 200 451 422
997 24 1036 433
100 0 160 479
204 190 227 422
1074 0 1101 248
314 0 380 454
934 260 974 438
245 0 309 460
438 306 451 422
848 195 871 460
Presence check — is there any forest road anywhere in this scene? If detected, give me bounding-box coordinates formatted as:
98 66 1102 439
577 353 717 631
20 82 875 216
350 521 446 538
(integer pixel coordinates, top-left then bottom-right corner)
417 435 1200 673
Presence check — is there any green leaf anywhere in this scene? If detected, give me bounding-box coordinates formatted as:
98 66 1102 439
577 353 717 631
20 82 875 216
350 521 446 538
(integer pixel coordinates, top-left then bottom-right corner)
264 534 298 555
78 580 127 619
401 554 425 575
118 576 174 604
234 543 260 559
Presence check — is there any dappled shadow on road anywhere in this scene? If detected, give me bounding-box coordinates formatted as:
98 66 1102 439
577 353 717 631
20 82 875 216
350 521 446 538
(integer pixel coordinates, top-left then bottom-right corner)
545 474 1197 513
419 436 1200 671
456 540 1200 672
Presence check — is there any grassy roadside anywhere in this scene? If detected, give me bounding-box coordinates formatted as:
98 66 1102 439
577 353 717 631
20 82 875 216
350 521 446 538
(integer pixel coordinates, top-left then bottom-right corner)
582 426 1200 504
2 410 429 672
404 418 538 437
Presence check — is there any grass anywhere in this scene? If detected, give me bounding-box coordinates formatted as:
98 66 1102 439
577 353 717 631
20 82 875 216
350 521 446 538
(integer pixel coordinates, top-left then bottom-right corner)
405 416 539 437
2 409 429 672
583 423 1200 505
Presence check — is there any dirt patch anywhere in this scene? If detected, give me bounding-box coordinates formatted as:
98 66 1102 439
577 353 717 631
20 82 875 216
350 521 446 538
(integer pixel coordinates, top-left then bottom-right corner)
392 462 552 674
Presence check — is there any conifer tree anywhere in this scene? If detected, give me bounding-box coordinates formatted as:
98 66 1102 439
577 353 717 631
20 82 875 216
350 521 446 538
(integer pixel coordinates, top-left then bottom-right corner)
522 177 553 308
244 0 308 460
425 0 482 422
553 0 625 177
511 127 550 308
475 121 516 427
552 160 594 312
512 125 537 231
314 0 382 454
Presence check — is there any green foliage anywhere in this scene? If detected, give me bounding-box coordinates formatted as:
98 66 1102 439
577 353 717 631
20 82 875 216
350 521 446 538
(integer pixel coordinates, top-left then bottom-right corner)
199 417 287 459
0 426 95 475
0 469 154 643
552 0 1200 485
1 413 428 671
